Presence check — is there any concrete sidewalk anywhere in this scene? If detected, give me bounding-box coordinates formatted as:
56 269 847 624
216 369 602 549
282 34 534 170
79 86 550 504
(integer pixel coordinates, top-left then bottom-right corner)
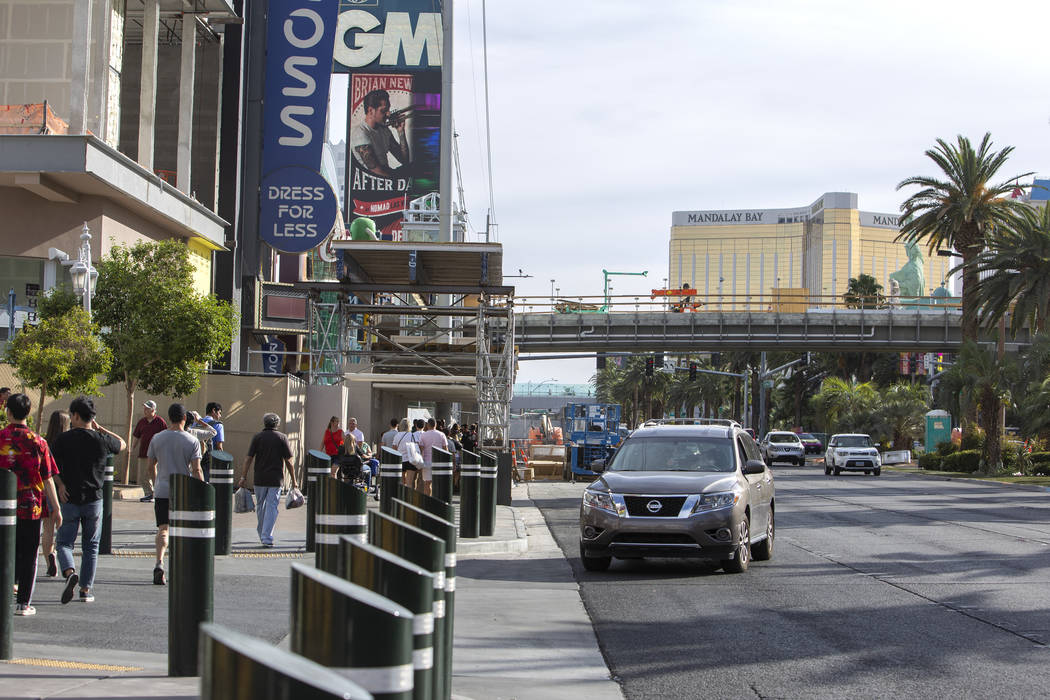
2 482 621 699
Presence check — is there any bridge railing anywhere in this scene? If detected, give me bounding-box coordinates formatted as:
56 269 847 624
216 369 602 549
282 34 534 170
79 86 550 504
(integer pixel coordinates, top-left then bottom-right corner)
515 292 961 315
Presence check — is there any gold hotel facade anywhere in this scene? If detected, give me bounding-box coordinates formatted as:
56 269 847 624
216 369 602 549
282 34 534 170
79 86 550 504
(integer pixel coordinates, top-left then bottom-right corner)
669 192 953 310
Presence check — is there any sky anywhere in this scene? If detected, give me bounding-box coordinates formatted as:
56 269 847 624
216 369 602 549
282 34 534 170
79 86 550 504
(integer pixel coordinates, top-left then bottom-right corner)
330 0 1050 386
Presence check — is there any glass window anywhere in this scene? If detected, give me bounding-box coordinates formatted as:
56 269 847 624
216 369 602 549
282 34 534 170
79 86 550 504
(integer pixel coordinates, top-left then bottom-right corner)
609 436 736 473
769 433 800 444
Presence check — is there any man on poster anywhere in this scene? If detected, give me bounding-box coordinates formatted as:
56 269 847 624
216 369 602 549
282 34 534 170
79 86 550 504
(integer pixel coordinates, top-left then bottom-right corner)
351 89 411 177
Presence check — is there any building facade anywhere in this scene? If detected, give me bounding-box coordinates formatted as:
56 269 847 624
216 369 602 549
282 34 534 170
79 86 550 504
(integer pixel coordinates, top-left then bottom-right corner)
670 192 956 309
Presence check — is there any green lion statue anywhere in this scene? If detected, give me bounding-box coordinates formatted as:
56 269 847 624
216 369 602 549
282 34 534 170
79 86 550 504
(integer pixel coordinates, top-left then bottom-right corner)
349 217 378 241
889 239 925 299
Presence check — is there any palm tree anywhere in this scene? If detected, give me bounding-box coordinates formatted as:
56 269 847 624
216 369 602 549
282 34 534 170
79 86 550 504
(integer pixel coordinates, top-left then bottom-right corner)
897 133 1032 343
876 382 930 450
953 340 1014 474
971 204 1050 336
842 274 886 309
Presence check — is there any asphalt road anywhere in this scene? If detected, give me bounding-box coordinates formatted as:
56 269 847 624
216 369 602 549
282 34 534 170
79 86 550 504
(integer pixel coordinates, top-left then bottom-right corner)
531 467 1050 699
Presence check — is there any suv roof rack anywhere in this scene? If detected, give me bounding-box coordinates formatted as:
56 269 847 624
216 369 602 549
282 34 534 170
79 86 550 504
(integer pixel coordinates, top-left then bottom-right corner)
640 418 742 428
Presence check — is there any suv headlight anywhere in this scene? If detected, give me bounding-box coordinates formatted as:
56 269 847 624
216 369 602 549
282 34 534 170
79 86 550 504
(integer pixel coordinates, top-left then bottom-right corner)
583 489 616 514
692 490 739 513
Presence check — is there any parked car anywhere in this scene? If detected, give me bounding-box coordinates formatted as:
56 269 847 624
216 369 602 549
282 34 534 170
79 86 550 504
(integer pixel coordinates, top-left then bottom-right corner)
759 431 805 466
825 433 881 476
579 423 775 574
795 432 823 457
743 428 757 440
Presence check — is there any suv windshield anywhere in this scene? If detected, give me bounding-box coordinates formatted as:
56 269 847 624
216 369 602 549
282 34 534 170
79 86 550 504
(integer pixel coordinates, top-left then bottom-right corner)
797 433 816 440
833 435 873 448
769 433 799 443
608 436 735 473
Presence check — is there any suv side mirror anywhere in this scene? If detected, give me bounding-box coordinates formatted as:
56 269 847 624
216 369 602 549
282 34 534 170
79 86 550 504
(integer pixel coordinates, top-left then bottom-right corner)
590 459 606 473
742 459 766 475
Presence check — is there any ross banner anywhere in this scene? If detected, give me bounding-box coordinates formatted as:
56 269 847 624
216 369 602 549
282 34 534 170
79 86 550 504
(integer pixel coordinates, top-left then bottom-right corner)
259 0 341 254
335 0 443 241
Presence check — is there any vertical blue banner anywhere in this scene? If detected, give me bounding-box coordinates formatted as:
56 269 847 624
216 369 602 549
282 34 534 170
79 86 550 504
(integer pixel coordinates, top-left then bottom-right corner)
260 0 341 253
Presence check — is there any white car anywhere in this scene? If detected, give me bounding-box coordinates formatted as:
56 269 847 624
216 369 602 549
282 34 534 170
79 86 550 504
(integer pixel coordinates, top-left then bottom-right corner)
825 434 881 476
759 431 805 466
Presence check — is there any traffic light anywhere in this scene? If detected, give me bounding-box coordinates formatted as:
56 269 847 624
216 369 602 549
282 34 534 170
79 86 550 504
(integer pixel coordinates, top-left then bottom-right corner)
645 356 654 377
689 362 698 381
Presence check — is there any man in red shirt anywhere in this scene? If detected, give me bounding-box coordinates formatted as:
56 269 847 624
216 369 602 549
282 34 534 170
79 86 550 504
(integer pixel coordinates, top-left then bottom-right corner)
0 393 62 616
132 400 166 502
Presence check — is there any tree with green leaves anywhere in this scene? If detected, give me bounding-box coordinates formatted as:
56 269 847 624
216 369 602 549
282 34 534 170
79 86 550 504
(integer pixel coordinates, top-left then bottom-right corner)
93 240 236 482
951 340 1013 473
842 273 886 310
897 133 1031 344
810 377 879 436
971 204 1050 336
5 287 111 429
874 382 930 450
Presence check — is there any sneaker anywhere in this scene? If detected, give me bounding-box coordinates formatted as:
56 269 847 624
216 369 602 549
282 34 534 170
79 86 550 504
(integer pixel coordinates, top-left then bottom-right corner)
46 553 57 578
61 573 79 605
261 542 275 548
14 604 36 616
140 495 154 502
153 566 166 585
79 590 94 603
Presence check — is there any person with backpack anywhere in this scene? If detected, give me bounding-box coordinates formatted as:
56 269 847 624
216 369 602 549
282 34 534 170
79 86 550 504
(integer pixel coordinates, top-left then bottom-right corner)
201 402 225 480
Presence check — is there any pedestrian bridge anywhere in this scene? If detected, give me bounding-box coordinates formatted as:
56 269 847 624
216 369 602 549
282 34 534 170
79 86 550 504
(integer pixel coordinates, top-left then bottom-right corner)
513 305 1025 354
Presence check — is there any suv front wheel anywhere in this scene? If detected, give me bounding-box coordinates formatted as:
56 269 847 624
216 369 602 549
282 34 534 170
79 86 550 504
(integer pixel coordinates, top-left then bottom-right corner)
579 541 611 572
721 516 750 574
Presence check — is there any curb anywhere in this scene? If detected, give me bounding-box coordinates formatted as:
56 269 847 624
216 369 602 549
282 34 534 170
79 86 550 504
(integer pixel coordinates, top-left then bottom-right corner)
456 505 529 556
885 465 1050 493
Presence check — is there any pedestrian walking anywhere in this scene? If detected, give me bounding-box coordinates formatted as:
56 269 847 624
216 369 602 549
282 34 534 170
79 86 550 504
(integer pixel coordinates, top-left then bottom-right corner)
418 417 448 497
236 413 299 548
393 418 419 488
147 403 204 585
50 396 124 604
131 400 166 501
0 393 63 616
200 402 225 481
322 416 344 458
41 409 71 578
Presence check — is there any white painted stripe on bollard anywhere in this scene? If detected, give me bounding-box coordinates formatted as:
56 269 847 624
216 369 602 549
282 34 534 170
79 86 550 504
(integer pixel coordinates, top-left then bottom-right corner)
434 599 445 618
308 467 331 473
169 510 215 521
316 514 367 526
168 526 215 538
413 611 435 635
433 571 446 590
333 664 414 693
315 533 352 545
413 647 434 670
445 553 456 567
445 577 456 592
0 499 16 509
210 468 235 475
0 516 15 526
210 478 234 484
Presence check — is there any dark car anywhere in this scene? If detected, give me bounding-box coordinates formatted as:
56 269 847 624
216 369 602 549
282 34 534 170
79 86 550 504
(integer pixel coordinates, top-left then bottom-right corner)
579 423 775 574
795 432 823 456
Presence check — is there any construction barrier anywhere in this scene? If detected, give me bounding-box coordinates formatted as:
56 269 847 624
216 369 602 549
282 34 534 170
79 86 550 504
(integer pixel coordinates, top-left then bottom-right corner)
315 476 367 574
199 622 373 700
290 563 414 699
168 473 215 677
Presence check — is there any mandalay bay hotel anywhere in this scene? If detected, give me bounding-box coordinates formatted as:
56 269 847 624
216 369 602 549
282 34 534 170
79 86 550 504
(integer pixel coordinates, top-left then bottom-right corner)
669 192 956 311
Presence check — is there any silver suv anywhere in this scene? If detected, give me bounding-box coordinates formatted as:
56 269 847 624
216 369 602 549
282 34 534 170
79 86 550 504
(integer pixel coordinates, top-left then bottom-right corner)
579 424 775 574
759 431 805 466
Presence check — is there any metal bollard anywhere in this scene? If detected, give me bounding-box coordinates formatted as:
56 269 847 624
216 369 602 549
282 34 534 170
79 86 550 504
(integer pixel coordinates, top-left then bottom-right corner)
430 447 453 505
368 511 447 700
209 450 235 555
388 484 455 525
315 476 367 574
458 450 480 539
1 470 15 660
479 452 497 537
387 499 456 700
496 451 513 506
168 473 215 677
290 562 414 699
99 453 114 554
341 538 436 700
380 447 403 512
200 622 374 700
305 449 333 553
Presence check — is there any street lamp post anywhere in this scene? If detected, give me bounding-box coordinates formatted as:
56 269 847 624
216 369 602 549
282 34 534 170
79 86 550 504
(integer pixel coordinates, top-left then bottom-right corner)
69 222 98 317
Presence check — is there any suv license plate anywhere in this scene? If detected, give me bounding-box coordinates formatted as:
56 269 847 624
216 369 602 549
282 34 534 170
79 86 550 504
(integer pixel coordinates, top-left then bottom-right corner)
848 460 865 467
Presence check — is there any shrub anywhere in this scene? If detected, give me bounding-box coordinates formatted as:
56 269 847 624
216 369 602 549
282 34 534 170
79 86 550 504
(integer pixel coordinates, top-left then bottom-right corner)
1001 444 1019 472
960 428 985 451
1034 462 1050 477
936 440 957 457
918 453 942 471
1029 452 1050 465
941 449 981 473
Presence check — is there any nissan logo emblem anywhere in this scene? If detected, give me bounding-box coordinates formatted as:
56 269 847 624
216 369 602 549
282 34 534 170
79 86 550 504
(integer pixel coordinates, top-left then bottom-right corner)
646 499 662 513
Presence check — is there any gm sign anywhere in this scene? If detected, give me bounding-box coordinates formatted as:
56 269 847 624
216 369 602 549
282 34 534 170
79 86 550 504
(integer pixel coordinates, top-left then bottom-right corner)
260 0 340 254
334 6 442 70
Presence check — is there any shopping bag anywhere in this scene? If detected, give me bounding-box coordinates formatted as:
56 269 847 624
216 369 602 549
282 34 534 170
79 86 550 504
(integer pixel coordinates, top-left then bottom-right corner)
404 440 424 469
286 487 305 509
233 487 255 513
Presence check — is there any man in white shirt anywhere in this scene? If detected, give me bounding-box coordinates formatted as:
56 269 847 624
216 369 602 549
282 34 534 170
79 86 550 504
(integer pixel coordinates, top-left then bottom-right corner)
416 418 448 497
380 418 398 449
347 417 365 444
